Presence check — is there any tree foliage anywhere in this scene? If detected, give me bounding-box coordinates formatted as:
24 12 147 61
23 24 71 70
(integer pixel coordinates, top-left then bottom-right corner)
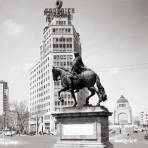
11 100 29 132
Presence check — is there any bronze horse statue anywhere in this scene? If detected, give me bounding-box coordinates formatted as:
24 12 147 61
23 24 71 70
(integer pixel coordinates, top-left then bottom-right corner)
52 67 107 107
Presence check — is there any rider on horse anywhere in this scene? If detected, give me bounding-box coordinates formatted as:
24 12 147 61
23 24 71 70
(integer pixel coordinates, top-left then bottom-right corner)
71 52 87 75
68 51 88 91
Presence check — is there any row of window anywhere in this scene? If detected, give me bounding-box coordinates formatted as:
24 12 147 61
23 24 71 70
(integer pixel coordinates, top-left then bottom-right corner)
53 49 72 53
31 102 50 110
52 28 71 34
53 55 73 60
54 93 72 100
31 87 49 99
54 61 72 67
30 109 50 115
53 44 72 48
55 101 73 106
31 88 50 98
56 21 66 25
30 103 50 114
30 96 50 106
53 37 72 42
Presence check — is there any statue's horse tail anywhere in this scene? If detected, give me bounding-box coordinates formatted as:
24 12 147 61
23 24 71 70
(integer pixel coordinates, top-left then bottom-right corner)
95 73 107 102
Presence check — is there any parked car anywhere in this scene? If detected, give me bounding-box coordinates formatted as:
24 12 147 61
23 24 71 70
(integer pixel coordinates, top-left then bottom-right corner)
42 131 55 135
3 130 11 136
3 130 16 136
144 132 148 140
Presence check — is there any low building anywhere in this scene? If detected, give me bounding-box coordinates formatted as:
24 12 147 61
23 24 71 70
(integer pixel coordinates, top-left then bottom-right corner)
114 95 132 125
0 81 9 115
140 109 148 128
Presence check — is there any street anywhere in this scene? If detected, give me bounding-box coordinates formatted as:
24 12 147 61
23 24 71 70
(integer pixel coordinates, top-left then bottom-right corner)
0 132 148 148
111 131 148 148
0 135 57 148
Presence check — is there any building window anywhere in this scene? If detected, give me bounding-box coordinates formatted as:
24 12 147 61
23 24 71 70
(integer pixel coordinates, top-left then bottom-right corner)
119 104 126 107
68 28 71 33
53 28 55 33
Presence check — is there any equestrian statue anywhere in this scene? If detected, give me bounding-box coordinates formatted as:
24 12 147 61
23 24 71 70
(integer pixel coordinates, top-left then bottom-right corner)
52 52 107 107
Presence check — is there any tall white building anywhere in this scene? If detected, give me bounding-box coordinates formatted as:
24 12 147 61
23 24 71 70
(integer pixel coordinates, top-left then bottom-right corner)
29 0 86 133
0 81 9 115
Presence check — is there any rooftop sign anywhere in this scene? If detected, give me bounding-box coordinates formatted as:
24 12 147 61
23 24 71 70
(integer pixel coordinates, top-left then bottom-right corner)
44 0 75 23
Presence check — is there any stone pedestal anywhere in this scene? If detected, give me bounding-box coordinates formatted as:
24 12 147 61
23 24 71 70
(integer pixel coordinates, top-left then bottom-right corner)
52 106 113 148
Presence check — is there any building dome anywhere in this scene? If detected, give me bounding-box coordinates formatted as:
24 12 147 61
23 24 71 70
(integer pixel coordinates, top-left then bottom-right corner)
117 95 128 103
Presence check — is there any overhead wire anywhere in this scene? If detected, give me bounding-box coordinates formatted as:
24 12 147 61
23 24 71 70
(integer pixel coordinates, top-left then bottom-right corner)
95 62 148 73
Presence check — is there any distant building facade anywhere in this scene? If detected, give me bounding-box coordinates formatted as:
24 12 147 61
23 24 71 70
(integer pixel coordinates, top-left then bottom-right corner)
0 80 9 115
114 95 132 125
29 0 87 133
140 109 148 127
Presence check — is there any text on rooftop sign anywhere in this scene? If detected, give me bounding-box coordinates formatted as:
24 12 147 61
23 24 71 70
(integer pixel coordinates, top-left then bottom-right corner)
44 8 75 18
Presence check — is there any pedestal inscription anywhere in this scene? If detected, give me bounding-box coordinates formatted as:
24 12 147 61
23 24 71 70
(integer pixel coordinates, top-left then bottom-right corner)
61 123 97 139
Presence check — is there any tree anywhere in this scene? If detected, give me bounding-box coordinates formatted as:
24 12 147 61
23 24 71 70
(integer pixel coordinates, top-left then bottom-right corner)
11 100 29 133
36 105 42 134
0 115 3 130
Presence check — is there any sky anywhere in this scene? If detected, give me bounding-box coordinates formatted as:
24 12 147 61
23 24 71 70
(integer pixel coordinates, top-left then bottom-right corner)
0 0 148 117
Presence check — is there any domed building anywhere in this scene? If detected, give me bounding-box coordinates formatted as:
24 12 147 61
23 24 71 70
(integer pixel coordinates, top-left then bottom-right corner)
114 95 132 125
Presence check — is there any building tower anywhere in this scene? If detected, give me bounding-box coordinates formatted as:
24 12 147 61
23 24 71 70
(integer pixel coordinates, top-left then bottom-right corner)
114 95 132 125
0 80 9 115
29 0 87 133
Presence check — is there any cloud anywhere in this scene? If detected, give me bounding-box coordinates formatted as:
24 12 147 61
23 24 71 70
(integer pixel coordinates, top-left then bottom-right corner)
10 63 34 74
109 67 121 75
2 19 24 36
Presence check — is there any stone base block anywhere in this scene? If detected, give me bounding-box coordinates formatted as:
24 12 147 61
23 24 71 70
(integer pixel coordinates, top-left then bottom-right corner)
52 106 113 148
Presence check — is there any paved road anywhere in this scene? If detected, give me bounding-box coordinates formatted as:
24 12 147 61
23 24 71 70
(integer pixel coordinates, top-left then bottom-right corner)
110 131 148 148
0 135 57 148
0 132 148 148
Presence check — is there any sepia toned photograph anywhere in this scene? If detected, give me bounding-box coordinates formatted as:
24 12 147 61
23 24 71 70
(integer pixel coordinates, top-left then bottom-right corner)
0 0 148 147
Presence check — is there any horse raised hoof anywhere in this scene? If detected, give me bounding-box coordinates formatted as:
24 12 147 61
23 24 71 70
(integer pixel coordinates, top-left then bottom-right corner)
102 95 107 101
100 94 107 102
96 100 102 106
